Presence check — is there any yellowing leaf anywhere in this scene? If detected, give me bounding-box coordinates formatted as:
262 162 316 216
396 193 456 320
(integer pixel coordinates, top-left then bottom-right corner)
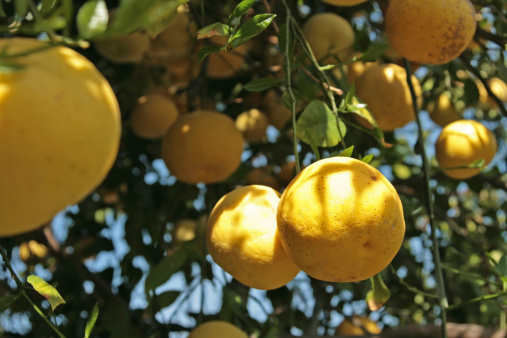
27 275 66 311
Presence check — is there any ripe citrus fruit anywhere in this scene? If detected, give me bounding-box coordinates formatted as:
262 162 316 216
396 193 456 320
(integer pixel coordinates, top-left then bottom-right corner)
93 32 150 64
385 0 476 65
148 4 197 64
427 93 461 127
129 91 180 139
263 90 294 130
355 63 422 131
207 185 300 290
347 60 377 85
0 38 121 237
235 108 269 143
206 36 248 78
188 321 247 338
322 0 368 6
302 13 355 64
161 110 244 184
335 316 381 336
335 319 365 336
19 240 48 264
277 161 298 183
276 157 405 282
244 167 281 191
477 77 507 109
435 120 497 179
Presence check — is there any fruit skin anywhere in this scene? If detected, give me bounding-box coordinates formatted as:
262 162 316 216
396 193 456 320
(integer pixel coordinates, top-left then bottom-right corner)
335 316 381 336
161 110 244 184
428 93 461 127
148 4 198 64
235 108 269 143
277 157 405 283
93 32 150 64
207 185 300 290
263 90 294 130
385 0 476 65
0 38 121 236
302 13 355 65
435 120 497 179
188 321 248 338
206 36 248 78
322 0 368 6
347 60 377 85
129 92 180 139
244 167 282 191
355 63 422 131
477 77 507 109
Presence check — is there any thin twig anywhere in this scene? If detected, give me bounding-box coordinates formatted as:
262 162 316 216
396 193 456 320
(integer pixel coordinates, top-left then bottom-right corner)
282 0 301 174
0 244 66 338
459 54 507 118
404 58 449 338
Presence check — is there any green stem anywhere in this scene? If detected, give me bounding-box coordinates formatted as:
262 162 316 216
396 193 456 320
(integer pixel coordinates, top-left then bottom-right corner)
446 290 507 310
0 244 66 338
404 59 448 338
286 16 347 150
310 144 321 161
27 0 58 42
282 2 301 174
390 265 438 299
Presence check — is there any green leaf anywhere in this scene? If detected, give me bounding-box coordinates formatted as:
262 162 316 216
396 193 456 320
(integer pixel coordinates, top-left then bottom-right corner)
76 0 109 40
461 78 480 107
143 1 187 38
14 0 28 19
357 42 389 62
27 275 66 311
107 0 188 36
0 294 20 312
366 272 391 311
40 0 58 16
281 90 303 110
296 100 346 148
145 246 188 294
494 255 507 278
154 290 180 309
197 22 231 39
469 158 485 168
337 146 354 157
230 0 256 20
361 153 374 164
230 14 276 48
197 45 223 63
0 2 6 17
84 303 99 338
244 77 282 91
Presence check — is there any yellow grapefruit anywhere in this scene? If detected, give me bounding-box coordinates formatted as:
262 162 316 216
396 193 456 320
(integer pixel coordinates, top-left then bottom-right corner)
385 0 476 65
130 91 180 139
207 185 300 290
161 111 244 184
0 38 121 236
355 63 422 131
277 157 405 282
188 321 247 338
435 119 497 179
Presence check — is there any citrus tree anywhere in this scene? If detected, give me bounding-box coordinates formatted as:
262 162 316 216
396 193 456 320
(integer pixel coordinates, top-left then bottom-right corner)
0 0 506 337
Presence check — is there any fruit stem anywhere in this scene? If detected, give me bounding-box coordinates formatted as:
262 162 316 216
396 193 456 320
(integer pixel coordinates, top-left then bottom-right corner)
0 244 66 338
404 59 449 338
27 0 59 43
282 1 301 174
281 1 347 151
